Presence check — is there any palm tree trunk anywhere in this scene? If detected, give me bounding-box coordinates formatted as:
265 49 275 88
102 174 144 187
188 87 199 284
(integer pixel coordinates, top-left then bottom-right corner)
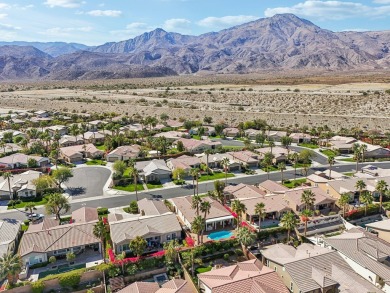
7 177 12 200
294 165 297 181
329 164 332 179
267 168 270 180
101 238 106 263
304 221 307 237
258 217 261 231
192 177 195 197
281 170 284 183
191 249 195 277
380 193 383 214
356 160 359 173
196 177 199 196
134 176 138 201
287 229 290 242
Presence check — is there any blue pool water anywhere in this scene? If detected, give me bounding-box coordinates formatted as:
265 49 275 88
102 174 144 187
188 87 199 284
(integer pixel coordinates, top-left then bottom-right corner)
207 230 233 240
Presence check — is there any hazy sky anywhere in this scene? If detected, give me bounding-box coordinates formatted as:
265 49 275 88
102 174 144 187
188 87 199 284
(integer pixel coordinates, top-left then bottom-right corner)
1 0 390 45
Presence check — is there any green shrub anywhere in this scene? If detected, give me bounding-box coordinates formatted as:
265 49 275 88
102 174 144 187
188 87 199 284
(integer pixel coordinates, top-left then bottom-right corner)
223 253 230 261
32 281 44 293
59 271 81 289
97 207 109 215
29 262 48 269
235 249 244 256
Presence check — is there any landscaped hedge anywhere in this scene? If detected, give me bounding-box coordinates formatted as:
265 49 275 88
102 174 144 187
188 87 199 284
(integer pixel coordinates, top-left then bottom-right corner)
346 204 380 220
257 226 287 240
32 280 44 293
97 207 109 215
29 262 49 269
58 271 81 289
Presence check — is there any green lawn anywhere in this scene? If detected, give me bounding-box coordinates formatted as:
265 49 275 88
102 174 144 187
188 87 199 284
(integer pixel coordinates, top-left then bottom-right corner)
343 172 354 177
123 167 133 177
298 143 319 149
95 145 106 151
146 182 163 189
340 158 355 162
292 163 309 168
261 165 278 172
198 173 234 182
320 149 338 157
38 263 85 279
191 135 201 140
113 183 145 192
283 178 307 188
8 196 49 210
196 266 212 274
222 146 244 151
85 159 106 166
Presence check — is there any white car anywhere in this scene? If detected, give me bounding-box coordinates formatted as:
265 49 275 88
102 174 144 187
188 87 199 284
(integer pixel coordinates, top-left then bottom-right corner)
27 213 44 221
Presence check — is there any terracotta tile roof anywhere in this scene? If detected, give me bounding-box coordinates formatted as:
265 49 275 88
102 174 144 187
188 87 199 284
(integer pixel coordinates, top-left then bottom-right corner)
118 281 159 293
241 195 291 216
138 199 170 216
284 187 335 207
227 151 259 164
158 279 194 293
168 155 201 170
71 207 99 223
224 183 266 200
170 196 232 224
198 259 288 293
60 143 103 157
258 180 289 193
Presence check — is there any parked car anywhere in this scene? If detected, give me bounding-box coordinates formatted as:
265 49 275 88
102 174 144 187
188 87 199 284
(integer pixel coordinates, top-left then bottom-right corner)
27 213 44 221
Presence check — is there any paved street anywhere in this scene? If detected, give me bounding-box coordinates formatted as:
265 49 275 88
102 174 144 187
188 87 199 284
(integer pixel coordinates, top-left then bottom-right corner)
64 166 111 198
3 162 390 222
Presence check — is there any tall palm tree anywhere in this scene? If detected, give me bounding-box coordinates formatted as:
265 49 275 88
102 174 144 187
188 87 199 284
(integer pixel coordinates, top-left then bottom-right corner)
300 209 313 237
353 143 361 173
262 152 274 180
44 193 70 220
190 168 198 197
301 189 315 211
191 216 204 245
200 200 211 243
0 253 22 286
236 227 256 247
191 195 202 216
328 155 335 179
93 220 107 263
204 149 212 173
280 212 299 242
231 199 246 229
360 191 374 216
339 193 350 218
355 180 366 206
128 167 139 201
376 180 388 213
278 162 286 183
254 202 266 231
221 157 230 186
360 144 368 163
268 139 275 155
2 172 13 200
291 153 299 181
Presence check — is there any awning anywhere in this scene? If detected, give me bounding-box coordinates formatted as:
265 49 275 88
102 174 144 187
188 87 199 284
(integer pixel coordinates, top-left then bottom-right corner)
206 215 234 223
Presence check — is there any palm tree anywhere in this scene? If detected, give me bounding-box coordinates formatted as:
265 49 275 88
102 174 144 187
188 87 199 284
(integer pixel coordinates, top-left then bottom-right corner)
262 152 274 180
268 139 275 155
360 144 368 163
204 149 212 173
44 193 70 220
191 195 202 216
300 209 313 237
231 199 246 229
339 193 350 218
254 202 266 231
190 168 198 197
328 155 335 179
280 212 299 242
301 189 315 211
69 124 80 142
0 253 22 286
128 167 139 201
355 180 366 206
93 220 107 263
200 200 211 243
291 153 299 181
236 227 256 247
191 216 204 245
376 180 388 213
281 136 293 157
353 143 361 173
278 162 286 183
360 191 374 216
2 172 13 200
24 202 37 218
221 157 230 186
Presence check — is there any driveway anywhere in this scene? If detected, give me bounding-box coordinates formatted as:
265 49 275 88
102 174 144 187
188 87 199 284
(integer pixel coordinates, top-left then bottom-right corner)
64 166 111 198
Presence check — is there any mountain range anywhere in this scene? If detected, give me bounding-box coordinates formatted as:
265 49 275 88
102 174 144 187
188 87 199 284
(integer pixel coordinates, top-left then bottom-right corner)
1 14 390 81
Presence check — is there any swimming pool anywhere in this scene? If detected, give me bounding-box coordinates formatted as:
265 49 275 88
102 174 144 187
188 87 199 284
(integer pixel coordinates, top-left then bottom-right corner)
207 230 233 241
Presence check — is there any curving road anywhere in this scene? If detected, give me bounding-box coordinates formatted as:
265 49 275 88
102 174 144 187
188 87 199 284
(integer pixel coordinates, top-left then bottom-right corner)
3 162 390 222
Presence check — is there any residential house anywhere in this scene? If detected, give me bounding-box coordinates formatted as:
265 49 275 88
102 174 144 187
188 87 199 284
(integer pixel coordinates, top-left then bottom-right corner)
228 151 260 168
108 213 182 254
267 130 287 142
198 259 289 293
87 120 107 131
154 131 188 142
283 187 336 214
106 145 141 162
258 180 289 194
255 146 296 164
46 125 68 137
19 207 101 266
0 153 50 169
241 194 291 224
223 127 240 137
35 110 49 118
0 130 27 141
166 155 201 175
366 219 390 243
224 183 267 201
118 279 194 293
361 165 390 177
261 243 382 293
0 219 21 257
169 196 234 231
289 133 312 143
137 198 171 216
244 128 262 140
83 131 105 144
60 144 104 163
199 153 241 171
0 170 42 200
173 138 221 154
322 227 390 291
136 159 171 183
59 135 84 147
0 143 22 155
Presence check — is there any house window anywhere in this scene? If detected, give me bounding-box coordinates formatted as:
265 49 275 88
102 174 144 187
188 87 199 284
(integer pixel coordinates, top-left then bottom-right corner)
167 235 171 240
172 233 176 239
266 260 269 267
25 192 28 196
290 282 294 292
274 266 277 272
